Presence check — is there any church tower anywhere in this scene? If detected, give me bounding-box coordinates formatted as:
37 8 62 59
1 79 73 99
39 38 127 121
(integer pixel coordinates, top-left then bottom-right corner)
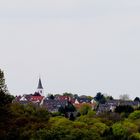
37 77 44 96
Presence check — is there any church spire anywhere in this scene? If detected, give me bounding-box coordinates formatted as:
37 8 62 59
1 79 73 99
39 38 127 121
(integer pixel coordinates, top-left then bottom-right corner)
37 78 43 89
37 77 44 96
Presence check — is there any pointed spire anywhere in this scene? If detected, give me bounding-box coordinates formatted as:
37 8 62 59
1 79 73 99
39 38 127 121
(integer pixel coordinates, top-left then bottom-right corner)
37 78 43 89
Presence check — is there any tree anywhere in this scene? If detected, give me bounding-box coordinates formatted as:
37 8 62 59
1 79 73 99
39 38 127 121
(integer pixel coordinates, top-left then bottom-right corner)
123 121 138 134
94 92 106 104
34 92 41 96
0 90 14 106
58 106 66 114
58 102 76 117
73 94 78 99
112 123 127 139
129 133 140 140
79 104 92 115
91 122 109 136
0 69 14 106
63 92 73 97
87 110 96 117
112 121 138 140
134 97 140 102
129 110 140 120
115 105 134 117
69 113 75 121
47 94 54 99
106 96 113 100
0 69 8 93
87 96 93 100
65 102 76 112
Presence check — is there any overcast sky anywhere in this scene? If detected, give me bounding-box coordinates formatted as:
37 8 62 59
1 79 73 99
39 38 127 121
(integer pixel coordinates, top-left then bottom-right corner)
0 0 140 99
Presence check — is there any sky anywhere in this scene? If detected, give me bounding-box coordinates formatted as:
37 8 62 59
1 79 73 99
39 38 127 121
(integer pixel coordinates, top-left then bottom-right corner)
0 0 140 99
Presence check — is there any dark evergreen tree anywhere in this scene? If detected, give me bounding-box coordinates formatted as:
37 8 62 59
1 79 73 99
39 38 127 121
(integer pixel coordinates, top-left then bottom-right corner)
0 69 14 106
95 92 106 104
63 92 73 97
69 113 75 121
49 94 54 100
65 102 76 112
106 96 114 100
0 69 8 93
115 105 134 117
134 97 140 102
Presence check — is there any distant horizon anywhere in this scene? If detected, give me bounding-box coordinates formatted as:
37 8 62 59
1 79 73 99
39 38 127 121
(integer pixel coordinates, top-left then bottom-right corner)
3 73 137 100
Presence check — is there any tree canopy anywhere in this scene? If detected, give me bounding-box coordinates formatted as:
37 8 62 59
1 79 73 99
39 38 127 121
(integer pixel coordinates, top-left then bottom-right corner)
1 69 140 140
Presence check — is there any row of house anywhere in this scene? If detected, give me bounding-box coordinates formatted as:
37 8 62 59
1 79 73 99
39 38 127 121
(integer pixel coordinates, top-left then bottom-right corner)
14 94 97 112
13 78 140 113
13 78 97 112
97 99 140 114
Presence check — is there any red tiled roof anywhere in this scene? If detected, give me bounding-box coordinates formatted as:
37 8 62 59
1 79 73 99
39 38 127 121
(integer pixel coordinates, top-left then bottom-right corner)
55 96 75 103
30 96 44 101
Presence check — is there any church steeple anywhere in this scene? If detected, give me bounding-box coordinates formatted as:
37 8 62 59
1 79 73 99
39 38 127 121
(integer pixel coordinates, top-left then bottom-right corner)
37 77 44 96
37 78 43 89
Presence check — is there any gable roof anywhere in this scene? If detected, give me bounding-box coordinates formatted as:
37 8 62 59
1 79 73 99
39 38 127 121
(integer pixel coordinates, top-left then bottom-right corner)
42 99 68 112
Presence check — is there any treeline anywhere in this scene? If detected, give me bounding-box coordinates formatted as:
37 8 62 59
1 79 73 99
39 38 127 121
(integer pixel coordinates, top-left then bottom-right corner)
1 69 140 140
1 100 140 140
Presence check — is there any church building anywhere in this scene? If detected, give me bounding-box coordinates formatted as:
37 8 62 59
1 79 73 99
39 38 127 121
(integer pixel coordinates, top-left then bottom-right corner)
37 77 44 96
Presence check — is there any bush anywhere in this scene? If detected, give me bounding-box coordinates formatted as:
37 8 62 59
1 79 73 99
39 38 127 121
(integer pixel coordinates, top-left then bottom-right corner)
112 123 127 139
129 133 140 140
129 111 140 120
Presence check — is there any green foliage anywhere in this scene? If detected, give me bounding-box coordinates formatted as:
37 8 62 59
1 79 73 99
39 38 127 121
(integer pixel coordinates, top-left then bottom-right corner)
98 112 122 125
79 104 92 115
58 102 76 116
87 110 96 117
129 133 140 140
115 105 134 117
112 123 127 139
49 116 72 127
112 121 138 140
123 121 138 134
87 96 93 100
129 111 140 120
0 69 7 92
77 115 100 125
94 92 106 104
0 69 14 106
106 95 114 100
73 121 88 129
19 104 50 121
69 128 101 140
0 90 14 106
2 69 140 140
33 129 52 140
1 101 140 140
66 102 76 112
91 122 109 136
63 92 73 97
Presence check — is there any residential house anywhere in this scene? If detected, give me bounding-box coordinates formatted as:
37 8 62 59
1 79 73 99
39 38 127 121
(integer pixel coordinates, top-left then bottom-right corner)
42 98 68 112
97 99 140 114
73 97 97 110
